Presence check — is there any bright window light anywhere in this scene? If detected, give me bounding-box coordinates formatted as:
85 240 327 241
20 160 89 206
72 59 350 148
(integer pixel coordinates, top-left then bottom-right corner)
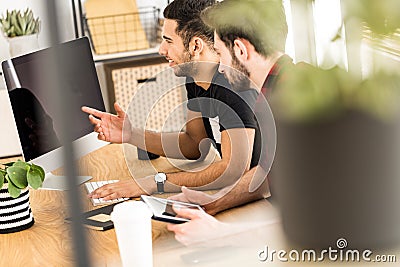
313 0 347 69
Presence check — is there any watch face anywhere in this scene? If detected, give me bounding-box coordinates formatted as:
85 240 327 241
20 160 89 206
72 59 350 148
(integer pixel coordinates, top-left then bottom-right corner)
155 173 166 182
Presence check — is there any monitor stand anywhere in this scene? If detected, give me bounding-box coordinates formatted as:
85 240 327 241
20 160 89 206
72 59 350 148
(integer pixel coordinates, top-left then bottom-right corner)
41 173 92 191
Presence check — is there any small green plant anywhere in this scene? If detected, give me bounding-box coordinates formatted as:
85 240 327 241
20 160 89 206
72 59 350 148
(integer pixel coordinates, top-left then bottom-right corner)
0 160 45 198
0 9 40 38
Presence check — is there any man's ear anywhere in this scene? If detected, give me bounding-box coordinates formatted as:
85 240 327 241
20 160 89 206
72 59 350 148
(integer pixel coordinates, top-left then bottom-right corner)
189 37 204 58
233 39 250 62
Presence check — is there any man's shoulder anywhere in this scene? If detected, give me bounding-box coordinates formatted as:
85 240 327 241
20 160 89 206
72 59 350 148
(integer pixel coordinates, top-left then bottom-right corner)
236 89 258 108
185 76 194 83
292 61 315 71
185 76 195 88
277 60 350 97
211 71 231 91
185 76 199 97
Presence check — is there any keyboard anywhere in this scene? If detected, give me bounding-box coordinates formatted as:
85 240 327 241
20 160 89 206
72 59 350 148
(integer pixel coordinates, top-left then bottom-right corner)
84 180 129 206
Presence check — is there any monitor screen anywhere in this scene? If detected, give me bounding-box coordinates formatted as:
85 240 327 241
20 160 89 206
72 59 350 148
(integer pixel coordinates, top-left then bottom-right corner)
1 37 108 175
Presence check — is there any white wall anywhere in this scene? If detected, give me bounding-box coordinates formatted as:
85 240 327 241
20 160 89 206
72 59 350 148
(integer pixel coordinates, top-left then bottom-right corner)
136 0 168 12
0 0 76 62
0 0 77 157
0 88 22 157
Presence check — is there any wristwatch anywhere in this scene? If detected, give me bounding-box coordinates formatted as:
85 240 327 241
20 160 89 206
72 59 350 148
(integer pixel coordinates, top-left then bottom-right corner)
154 172 167 194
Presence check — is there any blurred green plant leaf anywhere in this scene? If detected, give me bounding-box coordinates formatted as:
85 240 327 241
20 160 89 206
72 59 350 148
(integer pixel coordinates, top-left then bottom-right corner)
0 8 40 37
344 0 400 35
7 179 21 198
27 167 43 189
1 161 44 198
7 166 28 189
273 64 400 123
31 164 45 182
0 170 5 189
13 160 30 170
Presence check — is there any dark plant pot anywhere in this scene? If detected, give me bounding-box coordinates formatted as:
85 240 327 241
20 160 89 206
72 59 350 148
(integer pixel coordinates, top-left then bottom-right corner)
0 183 34 234
274 110 400 249
137 147 160 160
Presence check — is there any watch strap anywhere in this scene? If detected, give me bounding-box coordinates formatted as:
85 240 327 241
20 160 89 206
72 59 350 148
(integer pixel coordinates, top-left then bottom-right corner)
156 182 164 194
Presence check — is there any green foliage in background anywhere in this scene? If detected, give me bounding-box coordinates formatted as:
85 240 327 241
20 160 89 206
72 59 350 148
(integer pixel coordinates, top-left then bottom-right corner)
0 9 40 37
0 160 45 198
344 0 400 35
272 65 400 123
273 0 400 124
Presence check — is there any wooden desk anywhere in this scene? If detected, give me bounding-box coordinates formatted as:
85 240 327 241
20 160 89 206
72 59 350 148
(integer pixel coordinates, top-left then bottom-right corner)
0 144 281 266
4 144 398 266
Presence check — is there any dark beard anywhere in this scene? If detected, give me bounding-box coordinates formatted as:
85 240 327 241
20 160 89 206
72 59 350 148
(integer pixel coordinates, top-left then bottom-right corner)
174 61 196 77
229 54 251 91
173 50 198 77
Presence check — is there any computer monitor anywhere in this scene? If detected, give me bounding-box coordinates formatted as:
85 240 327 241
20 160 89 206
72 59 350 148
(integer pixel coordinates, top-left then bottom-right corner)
1 37 108 189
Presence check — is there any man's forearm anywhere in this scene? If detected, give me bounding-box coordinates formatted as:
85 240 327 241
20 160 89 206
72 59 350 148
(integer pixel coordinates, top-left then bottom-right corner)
204 166 270 215
127 128 203 159
167 161 227 188
162 128 255 191
139 158 249 195
165 156 251 191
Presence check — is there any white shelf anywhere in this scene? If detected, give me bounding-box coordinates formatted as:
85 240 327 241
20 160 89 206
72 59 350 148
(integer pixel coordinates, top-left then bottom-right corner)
92 46 160 63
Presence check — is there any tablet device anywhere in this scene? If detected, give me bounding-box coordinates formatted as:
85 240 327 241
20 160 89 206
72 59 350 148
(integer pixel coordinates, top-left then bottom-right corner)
140 195 203 224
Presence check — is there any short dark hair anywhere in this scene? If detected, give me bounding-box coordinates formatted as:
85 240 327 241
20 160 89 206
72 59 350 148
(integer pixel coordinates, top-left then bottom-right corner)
163 0 216 50
202 0 288 58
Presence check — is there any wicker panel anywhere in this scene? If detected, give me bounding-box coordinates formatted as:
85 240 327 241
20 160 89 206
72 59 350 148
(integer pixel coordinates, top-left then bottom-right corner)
83 0 158 54
112 64 187 132
86 12 150 54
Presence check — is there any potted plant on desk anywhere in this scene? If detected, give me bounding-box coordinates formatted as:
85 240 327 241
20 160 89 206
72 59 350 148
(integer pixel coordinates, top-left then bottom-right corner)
0 8 41 57
0 160 44 234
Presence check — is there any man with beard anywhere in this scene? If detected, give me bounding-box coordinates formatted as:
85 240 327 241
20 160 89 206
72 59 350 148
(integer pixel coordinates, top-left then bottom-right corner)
81 0 260 199
167 0 294 245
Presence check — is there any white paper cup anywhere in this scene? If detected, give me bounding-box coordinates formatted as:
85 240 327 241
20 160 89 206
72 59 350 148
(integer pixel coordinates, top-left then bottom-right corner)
111 201 153 267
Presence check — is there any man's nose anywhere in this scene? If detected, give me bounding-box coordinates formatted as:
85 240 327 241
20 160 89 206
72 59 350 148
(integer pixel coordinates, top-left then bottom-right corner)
159 40 167 56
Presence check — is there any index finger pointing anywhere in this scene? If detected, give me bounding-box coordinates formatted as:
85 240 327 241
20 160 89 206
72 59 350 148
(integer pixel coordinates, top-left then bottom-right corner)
81 106 104 118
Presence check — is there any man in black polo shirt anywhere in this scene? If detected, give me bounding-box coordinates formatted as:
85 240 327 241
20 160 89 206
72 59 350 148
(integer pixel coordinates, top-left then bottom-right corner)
81 0 260 199
168 0 290 244
185 68 261 169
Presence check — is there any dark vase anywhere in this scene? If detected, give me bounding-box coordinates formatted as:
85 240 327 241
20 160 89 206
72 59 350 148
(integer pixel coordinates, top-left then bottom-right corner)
273 110 400 249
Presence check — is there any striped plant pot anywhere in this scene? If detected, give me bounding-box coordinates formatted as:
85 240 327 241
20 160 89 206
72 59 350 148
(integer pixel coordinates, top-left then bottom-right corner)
0 183 34 234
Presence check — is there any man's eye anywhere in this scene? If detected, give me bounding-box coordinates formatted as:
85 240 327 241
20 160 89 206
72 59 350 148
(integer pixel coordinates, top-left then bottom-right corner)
162 38 172 44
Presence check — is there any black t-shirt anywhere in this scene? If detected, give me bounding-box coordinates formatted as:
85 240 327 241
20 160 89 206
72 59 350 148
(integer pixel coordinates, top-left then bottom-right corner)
186 70 261 168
